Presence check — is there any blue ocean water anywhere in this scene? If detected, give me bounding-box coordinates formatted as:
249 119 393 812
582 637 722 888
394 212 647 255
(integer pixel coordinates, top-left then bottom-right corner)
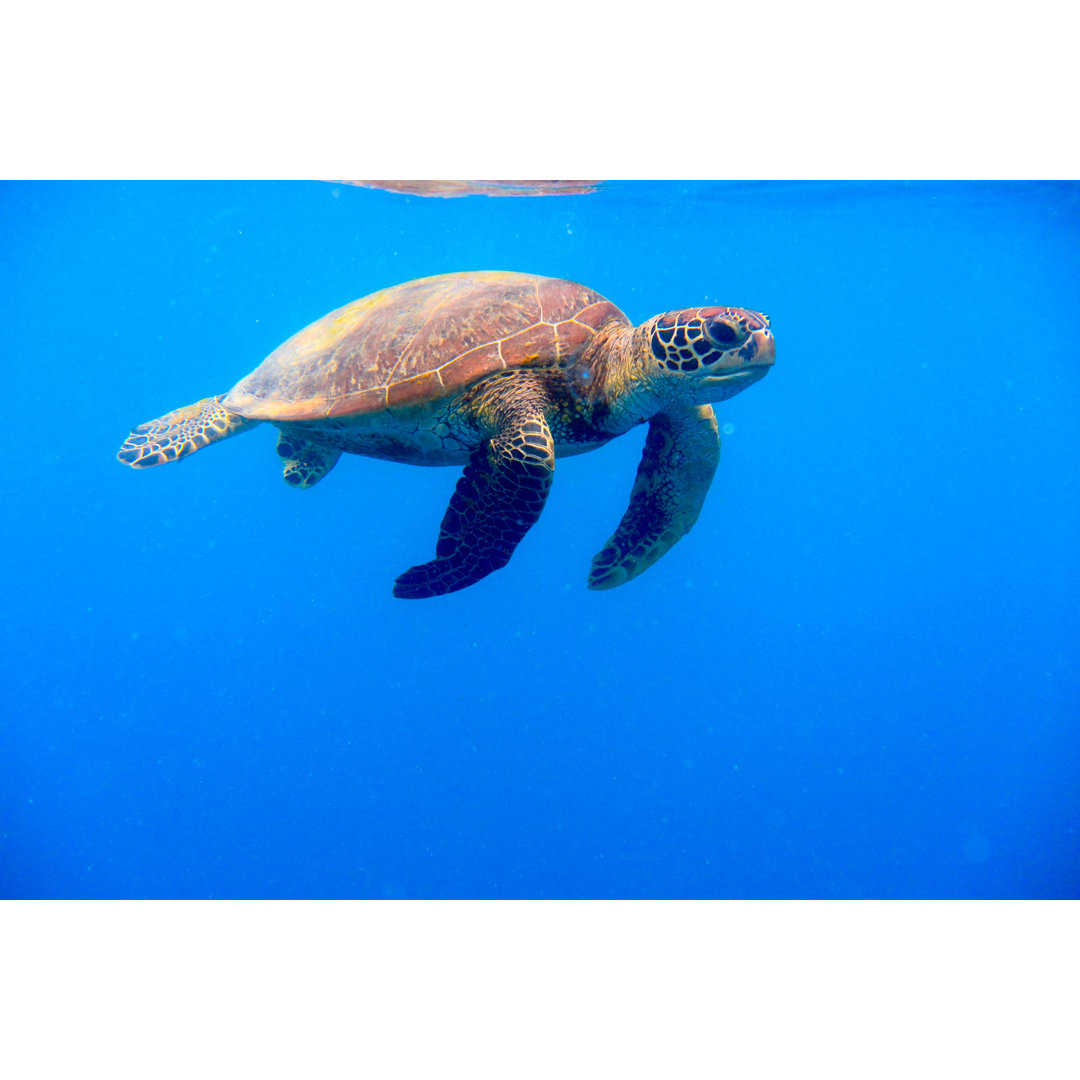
1 180 1077 899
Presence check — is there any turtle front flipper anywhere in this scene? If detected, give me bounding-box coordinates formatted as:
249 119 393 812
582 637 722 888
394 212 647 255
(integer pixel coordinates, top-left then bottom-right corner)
276 431 342 488
589 404 720 590
117 394 260 468
394 393 555 599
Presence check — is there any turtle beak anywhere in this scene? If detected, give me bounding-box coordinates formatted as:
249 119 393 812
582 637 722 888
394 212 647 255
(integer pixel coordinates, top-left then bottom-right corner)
716 325 775 377
750 328 775 369
696 323 775 401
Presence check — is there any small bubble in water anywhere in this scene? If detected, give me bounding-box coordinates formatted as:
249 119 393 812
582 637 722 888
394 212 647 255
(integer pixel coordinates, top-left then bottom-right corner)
721 423 735 436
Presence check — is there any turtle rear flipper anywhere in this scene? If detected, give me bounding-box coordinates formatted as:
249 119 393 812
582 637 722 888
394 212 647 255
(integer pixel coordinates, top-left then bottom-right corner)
276 431 342 488
588 404 720 589
117 394 260 468
394 389 555 599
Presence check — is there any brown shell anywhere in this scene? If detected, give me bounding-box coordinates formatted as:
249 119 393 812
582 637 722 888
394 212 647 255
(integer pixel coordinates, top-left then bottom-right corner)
223 270 627 421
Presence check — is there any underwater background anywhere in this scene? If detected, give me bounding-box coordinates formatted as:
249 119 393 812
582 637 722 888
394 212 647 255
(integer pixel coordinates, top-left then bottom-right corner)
1 180 1077 899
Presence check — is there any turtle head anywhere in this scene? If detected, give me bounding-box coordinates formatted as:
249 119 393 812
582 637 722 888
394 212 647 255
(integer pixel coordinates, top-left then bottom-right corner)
645 307 775 404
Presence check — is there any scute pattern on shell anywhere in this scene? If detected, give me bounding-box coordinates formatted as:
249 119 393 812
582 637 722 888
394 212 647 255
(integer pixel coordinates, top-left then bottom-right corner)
223 271 626 422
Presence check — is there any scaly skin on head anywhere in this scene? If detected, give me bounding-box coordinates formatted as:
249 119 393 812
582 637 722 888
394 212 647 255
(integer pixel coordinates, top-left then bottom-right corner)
573 306 775 435
643 306 775 408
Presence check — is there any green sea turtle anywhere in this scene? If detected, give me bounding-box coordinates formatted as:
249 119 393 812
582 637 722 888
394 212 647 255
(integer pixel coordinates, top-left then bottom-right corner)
117 270 774 598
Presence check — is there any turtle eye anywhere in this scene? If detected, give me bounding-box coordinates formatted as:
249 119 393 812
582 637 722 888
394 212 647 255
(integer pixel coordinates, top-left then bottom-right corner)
706 318 738 346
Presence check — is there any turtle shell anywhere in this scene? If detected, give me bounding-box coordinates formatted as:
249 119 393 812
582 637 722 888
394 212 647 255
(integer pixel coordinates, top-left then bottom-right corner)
223 270 627 422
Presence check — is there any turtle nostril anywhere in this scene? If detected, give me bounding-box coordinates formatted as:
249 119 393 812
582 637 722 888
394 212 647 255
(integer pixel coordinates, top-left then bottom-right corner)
706 318 738 346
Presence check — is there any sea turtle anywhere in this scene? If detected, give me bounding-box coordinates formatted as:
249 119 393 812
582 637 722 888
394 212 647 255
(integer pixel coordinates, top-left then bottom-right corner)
117 270 774 598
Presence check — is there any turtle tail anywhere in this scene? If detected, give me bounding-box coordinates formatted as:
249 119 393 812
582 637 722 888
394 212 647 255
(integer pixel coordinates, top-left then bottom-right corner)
117 394 261 468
